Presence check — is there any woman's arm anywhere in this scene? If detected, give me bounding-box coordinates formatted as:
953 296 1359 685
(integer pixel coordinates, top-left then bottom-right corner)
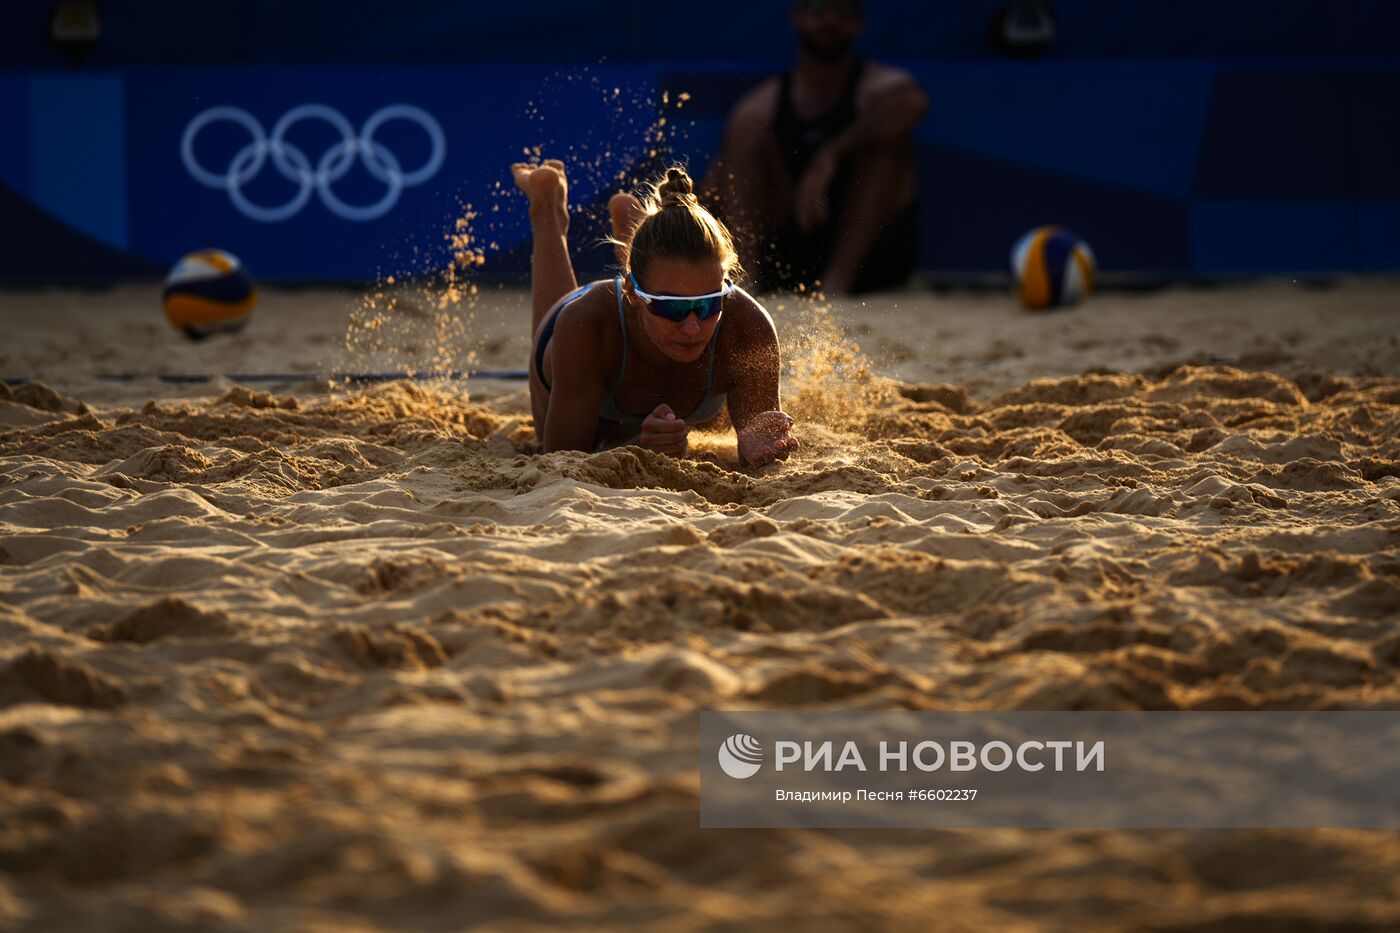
723 295 798 466
541 305 607 453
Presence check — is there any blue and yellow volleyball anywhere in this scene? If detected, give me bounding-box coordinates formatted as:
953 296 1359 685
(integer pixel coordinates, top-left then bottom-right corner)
1011 226 1096 311
163 249 256 340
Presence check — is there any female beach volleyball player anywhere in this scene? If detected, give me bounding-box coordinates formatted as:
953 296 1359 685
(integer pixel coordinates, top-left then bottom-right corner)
514 159 799 466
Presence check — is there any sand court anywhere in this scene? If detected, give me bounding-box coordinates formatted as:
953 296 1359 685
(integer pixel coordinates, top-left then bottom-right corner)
2 281 1400 929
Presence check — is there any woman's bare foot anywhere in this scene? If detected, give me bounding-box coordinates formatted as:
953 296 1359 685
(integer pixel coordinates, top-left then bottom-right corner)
608 191 646 265
512 159 569 233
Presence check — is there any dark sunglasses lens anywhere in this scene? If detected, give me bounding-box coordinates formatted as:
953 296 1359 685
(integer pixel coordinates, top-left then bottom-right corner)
653 297 721 321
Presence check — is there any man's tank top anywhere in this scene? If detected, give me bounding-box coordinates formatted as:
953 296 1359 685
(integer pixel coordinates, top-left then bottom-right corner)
771 58 867 181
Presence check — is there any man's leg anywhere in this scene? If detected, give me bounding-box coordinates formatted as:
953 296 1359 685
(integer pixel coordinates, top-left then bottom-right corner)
701 111 791 289
820 140 917 296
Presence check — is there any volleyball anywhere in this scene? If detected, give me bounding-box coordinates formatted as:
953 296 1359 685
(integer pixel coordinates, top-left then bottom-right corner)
1011 226 1096 311
163 249 256 340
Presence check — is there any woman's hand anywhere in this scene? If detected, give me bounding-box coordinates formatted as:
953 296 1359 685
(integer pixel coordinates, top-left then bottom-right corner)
633 404 689 458
738 410 798 467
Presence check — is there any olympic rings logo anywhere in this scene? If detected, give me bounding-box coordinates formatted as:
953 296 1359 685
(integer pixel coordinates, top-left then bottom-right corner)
181 104 446 223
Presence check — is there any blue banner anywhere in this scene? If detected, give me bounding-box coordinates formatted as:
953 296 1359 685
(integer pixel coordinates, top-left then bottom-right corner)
125 64 663 281
2 61 1397 282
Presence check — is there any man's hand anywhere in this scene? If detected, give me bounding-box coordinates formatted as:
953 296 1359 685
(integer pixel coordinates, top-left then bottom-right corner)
738 410 798 466
795 146 838 232
633 404 689 458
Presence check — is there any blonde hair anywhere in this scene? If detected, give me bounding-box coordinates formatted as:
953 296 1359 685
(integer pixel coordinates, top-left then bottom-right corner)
613 166 742 287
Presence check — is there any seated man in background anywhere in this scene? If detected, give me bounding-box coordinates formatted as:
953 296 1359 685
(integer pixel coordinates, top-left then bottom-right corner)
702 0 929 296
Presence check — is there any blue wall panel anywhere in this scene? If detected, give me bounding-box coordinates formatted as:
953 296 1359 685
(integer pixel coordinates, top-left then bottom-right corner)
1355 203 1400 272
120 63 661 281
28 74 128 249
919 145 1191 275
0 77 30 195
1192 72 1352 199
912 62 1214 200
2 61 1397 282
1191 201 1357 275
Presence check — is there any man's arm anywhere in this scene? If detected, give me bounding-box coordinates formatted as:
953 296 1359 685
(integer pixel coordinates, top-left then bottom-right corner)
793 67 928 234
826 67 929 162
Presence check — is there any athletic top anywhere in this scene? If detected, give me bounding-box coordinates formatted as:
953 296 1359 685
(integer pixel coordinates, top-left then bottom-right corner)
772 58 867 181
534 275 728 442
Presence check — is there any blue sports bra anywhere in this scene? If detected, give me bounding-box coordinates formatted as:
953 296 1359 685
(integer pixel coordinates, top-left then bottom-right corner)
535 275 728 440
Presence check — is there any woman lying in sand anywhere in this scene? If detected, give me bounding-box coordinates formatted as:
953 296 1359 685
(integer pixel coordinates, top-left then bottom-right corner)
513 160 799 466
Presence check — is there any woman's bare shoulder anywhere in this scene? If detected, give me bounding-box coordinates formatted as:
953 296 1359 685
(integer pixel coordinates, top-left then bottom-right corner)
545 279 622 376
721 286 778 343
552 278 621 337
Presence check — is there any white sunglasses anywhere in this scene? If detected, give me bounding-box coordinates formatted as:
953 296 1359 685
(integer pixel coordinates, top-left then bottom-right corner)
628 272 734 321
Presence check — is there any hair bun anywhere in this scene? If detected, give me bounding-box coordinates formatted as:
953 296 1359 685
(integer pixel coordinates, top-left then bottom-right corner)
658 167 695 206
622 165 743 286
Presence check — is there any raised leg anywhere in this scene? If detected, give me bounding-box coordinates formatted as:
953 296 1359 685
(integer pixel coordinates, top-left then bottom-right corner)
512 160 577 336
513 159 579 437
819 140 917 296
608 191 647 268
